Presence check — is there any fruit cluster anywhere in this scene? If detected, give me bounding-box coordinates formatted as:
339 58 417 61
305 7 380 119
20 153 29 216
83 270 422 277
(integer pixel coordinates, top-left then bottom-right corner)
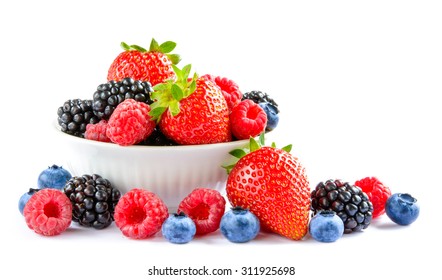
57 38 280 146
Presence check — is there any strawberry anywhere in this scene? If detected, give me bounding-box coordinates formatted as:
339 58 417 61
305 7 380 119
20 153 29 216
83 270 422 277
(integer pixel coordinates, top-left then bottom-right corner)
225 136 310 240
149 64 231 145
107 38 180 86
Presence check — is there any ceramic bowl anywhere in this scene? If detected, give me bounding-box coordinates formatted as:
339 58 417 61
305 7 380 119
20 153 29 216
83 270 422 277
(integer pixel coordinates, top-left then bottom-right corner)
53 122 254 211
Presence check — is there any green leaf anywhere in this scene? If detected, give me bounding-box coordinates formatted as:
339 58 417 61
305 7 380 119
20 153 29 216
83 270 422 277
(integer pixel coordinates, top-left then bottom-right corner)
259 133 265 146
149 106 167 119
169 101 180 116
271 142 277 148
187 79 197 97
120 42 130 51
249 137 260 152
167 54 181 65
153 83 169 92
159 41 176 53
171 84 184 101
182 64 191 79
222 164 237 174
281 144 292 153
229 149 247 159
149 38 160 51
129 44 147 52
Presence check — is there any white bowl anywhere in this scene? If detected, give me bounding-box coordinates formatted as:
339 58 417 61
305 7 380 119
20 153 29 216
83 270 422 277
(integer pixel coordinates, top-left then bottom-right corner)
53 122 255 211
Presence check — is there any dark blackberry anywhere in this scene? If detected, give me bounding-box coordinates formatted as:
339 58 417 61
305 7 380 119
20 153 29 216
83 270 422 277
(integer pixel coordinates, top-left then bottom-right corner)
93 77 153 119
138 126 177 146
242 90 279 113
311 179 373 233
57 99 99 137
63 174 121 229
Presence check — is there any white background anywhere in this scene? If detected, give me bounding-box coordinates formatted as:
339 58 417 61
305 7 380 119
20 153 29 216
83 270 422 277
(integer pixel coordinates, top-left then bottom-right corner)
1 0 441 279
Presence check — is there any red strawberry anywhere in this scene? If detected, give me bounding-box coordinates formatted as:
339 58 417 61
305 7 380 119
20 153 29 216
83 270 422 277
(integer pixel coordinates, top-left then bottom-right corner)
150 64 231 145
107 39 180 86
201 74 242 112
354 177 391 219
178 188 226 235
225 137 310 240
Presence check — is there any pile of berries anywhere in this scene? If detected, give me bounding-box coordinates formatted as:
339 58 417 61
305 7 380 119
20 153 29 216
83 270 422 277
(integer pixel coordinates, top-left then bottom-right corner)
57 38 280 146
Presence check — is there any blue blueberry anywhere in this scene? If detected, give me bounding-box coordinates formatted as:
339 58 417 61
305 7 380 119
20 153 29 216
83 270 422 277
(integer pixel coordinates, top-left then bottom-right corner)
220 207 260 243
309 210 344 242
258 102 279 131
18 188 39 215
37 165 72 190
385 193 420 225
162 212 196 244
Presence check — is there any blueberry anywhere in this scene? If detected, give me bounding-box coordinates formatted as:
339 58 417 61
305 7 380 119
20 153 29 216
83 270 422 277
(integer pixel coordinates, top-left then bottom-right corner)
18 188 39 215
220 207 260 243
162 212 196 244
309 210 344 242
37 165 72 190
385 193 420 225
258 102 279 131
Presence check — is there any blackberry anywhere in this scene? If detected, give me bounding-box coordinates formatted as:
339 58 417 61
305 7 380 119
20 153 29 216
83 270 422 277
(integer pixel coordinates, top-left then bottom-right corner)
311 179 373 233
139 126 177 146
63 174 121 229
92 77 153 119
242 90 279 113
57 99 99 137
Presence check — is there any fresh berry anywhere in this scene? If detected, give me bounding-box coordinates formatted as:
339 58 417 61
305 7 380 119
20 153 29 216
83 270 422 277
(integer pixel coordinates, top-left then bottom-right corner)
23 189 72 236
114 188 168 239
37 165 72 190
258 102 279 131
92 78 153 120
57 99 99 137
138 126 176 146
242 90 279 113
225 138 310 240
18 188 39 215
178 188 226 235
220 207 260 243
230 99 267 140
162 212 196 244
201 74 242 112
309 210 344 243
63 174 121 229
106 99 156 146
354 177 391 219
107 39 180 86
385 193 420 225
150 64 231 145
311 179 373 233
85 120 111 143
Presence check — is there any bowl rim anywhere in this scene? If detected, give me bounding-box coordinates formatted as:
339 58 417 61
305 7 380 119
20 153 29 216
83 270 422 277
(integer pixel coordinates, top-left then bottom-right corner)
53 120 258 151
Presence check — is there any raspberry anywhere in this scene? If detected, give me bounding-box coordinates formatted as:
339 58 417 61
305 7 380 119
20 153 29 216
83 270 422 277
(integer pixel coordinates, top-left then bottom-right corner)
106 99 155 146
202 74 242 112
178 188 226 235
85 120 111 142
230 99 267 140
114 189 168 239
23 189 72 236
355 177 391 219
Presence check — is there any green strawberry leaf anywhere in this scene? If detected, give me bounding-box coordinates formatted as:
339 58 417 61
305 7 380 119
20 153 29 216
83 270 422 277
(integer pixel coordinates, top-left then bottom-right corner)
120 42 131 51
222 164 236 174
149 106 167 120
159 41 176 53
153 83 169 92
167 54 181 65
271 142 277 148
129 44 147 52
281 144 292 153
229 149 247 159
182 64 192 79
171 84 184 101
169 101 180 116
249 137 261 152
259 133 265 146
149 38 160 51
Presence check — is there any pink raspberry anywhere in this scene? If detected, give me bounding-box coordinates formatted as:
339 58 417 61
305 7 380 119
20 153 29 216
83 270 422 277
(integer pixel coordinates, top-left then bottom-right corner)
114 189 168 239
23 189 72 236
230 99 267 140
106 99 155 146
202 74 242 112
85 120 111 142
178 188 226 235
